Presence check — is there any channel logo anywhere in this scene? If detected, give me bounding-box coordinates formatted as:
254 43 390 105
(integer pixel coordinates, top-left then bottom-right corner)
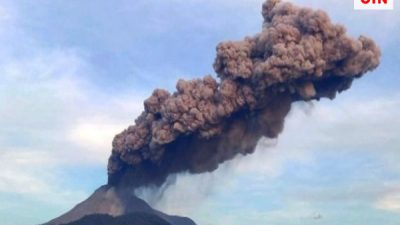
354 0 394 10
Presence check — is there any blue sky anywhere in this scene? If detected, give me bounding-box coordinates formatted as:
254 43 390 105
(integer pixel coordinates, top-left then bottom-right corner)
0 0 399 225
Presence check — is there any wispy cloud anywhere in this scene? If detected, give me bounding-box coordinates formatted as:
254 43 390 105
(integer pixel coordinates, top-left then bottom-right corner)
0 10 145 223
147 93 400 224
376 191 400 213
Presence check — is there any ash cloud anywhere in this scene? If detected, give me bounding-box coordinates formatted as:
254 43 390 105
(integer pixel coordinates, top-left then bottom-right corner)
107 0 380 189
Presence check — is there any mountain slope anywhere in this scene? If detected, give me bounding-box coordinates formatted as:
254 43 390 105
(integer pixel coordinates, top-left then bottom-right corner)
44 185 195 225
61 212 172 225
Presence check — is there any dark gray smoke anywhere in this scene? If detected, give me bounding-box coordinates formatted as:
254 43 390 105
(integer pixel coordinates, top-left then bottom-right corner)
107 0 380 189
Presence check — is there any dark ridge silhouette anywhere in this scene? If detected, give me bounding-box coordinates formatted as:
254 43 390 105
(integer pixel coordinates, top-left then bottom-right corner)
44 185 195 225
61 212 172 225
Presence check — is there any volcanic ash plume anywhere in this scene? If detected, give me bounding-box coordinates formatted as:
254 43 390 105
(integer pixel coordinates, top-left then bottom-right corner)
107 0 380 188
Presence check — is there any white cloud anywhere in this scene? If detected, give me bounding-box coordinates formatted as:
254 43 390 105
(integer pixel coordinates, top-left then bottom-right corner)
0 150 54 194
234 94 400 174
376 191 400 213
0 49 90 208
0 47 144 208
0 47 145 161
0 149 87 208
68 117 132 161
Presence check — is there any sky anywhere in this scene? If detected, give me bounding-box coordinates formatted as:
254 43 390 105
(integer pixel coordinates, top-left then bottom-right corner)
0 0 399 225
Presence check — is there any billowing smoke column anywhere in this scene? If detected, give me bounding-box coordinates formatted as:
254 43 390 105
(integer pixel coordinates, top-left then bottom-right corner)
108 0 380 188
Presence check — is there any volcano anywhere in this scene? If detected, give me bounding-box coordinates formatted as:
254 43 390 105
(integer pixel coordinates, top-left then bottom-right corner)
44 185 195 225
